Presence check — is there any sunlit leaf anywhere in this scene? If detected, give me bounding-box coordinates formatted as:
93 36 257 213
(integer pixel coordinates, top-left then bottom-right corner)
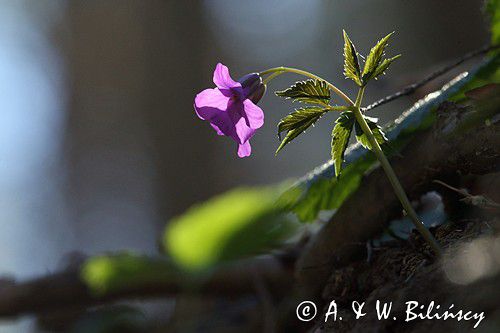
372 54 401 80
276 106 328 154
275 79 331 106
487 0 500 45
362 32 394 83
81 254 180 295
343 30 362 86
163 186 297 271
285 66 482 222
354 116 387 149
331 111 355 177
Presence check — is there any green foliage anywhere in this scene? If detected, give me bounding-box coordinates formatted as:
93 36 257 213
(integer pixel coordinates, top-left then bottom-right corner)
331 112 355 177
343 30 362 86
163 186 297 271
276 107 329 154
291 154 376 222
285 67 481 222
81 254 180 295
487 0 500 45
275 79 331 106
362 32 400 84
372 55 402 79
354 116 387 149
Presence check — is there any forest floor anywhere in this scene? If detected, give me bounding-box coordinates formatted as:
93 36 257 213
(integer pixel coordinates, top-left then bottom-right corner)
312 214 500 333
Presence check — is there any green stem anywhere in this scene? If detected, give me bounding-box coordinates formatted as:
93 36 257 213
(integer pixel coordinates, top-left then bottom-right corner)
260 67 355 106
353 87 443 256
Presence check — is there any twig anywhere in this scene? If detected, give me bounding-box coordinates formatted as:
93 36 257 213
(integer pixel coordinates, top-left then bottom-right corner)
434 179 500 210
0 257 291 318
363 44 499 112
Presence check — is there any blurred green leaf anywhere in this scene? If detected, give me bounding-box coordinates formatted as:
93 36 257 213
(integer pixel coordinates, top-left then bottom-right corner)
487 0 500 45
275 79 331 106
343 30 362 86
331 111 355 177
81 254 179 295
163 186 297 272
291 154 376 222
354 116 387 149
362 32 394 83
276 106 328 154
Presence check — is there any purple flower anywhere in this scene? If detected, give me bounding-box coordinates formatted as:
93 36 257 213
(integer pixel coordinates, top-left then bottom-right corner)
194 63 265 157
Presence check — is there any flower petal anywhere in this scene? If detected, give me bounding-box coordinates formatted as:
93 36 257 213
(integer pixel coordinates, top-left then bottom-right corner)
237 141 252 157
208 111 238 139
234 116 256 144
242 99 264 129
194 88 229 120
227 101 255 144
213 63 241 91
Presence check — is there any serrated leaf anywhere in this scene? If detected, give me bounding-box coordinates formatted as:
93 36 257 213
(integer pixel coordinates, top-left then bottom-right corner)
354 116 387 149
331 112 355 177
286 61 484 223
275 79 331 106
372 54 401 80
343 30 362 86
362 32 394 84
276 107 328 154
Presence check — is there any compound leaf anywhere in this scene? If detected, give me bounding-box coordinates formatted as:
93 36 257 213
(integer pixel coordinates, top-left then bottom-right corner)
343 30 362 86
276 107 328 154
354 116 387 149
275 79 331 106
362 32 394 83
331 112 355 177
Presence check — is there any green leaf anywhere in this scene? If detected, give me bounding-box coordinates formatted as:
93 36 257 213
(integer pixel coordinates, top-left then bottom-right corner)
276 107 328 154
81 254 180 295
372 54 401 80
284 62 484 222
331 111 355 177
343 30 362 86
362 32 394 83
163 186 297 271
275 79 331 106
487 0 500 45
354 116 388 149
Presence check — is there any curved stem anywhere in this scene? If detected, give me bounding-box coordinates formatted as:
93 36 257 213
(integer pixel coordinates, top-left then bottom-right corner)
262 71 283 85
260 67 354 106
353 87 443 256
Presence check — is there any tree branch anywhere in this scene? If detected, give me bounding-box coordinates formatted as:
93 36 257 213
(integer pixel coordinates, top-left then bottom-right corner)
0 256 291 318
363 44 499 112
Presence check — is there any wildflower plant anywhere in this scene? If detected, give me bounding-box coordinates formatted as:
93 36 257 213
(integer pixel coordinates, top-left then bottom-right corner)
194 31 442 255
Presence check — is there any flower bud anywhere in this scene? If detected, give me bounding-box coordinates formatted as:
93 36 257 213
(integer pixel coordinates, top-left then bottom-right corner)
238 73 266 104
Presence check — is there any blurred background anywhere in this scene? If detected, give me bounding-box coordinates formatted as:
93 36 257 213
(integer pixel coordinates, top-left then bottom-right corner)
0 0 491 331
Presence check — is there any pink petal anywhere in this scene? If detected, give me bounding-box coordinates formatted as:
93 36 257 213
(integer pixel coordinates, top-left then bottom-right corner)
194 88 229 120
213 63 240 91
234 117 255 144
208 111 238 139
237 141 252 157
242 99 264 129
227 101 255 144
